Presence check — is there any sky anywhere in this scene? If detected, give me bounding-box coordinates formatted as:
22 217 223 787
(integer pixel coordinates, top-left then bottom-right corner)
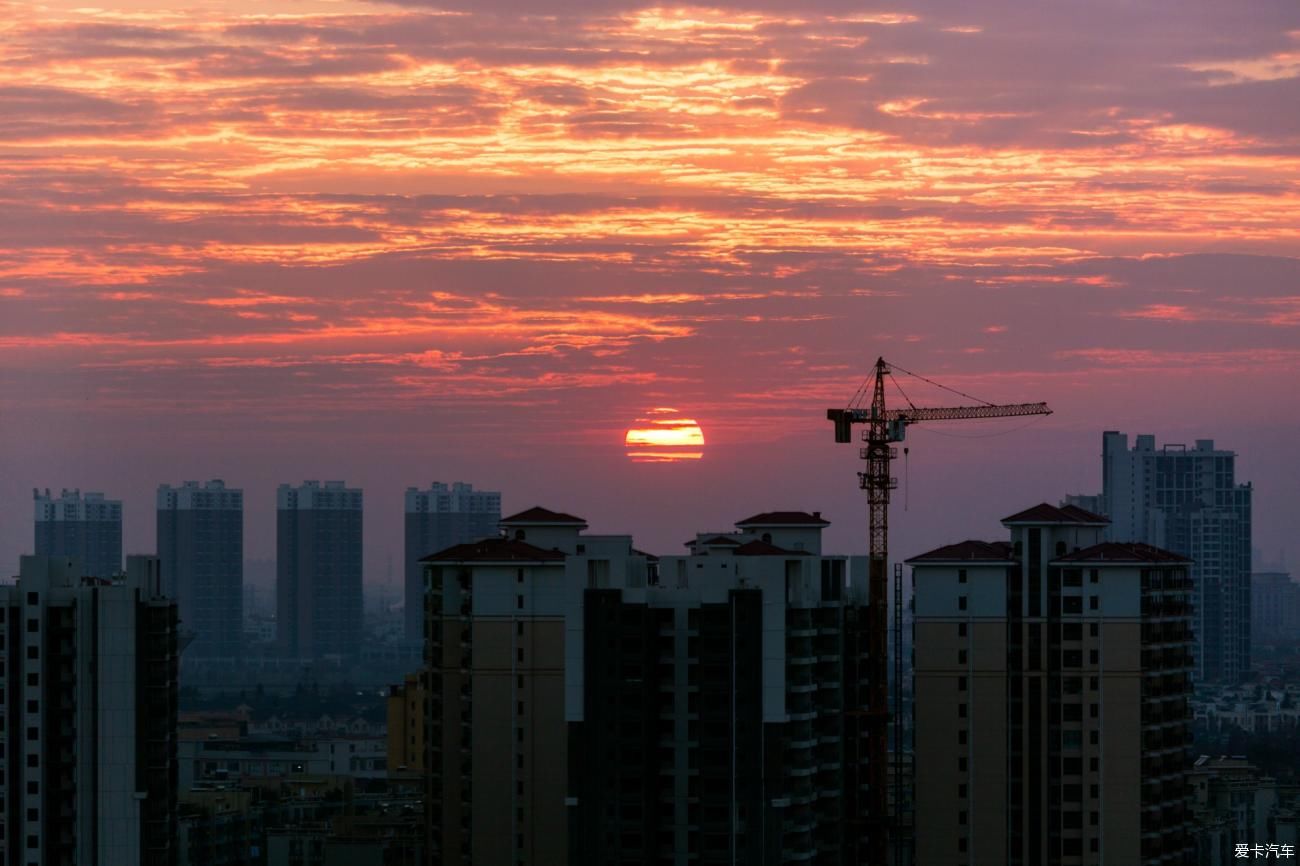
2 0 1299 587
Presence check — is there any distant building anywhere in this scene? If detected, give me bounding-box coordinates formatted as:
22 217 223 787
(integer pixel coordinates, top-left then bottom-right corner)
276 481 363 661
403 482 500 643
158 480 244 660
32 487 122 579
1252 572 1300 642
2 554 179 864
909 503 1194 866
1070 432 1253 682
421 506 872 866
1190 755 1300 865
387 673 427 775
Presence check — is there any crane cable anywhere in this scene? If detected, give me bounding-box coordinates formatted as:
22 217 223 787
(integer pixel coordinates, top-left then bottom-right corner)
885 358 998 408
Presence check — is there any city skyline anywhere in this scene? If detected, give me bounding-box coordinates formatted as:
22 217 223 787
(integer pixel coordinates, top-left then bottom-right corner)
2 0 1298 584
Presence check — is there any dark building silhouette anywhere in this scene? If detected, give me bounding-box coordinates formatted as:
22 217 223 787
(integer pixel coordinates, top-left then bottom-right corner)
403 482 500 643
276 481 363 661
909 504 1194 866
33 487 122 579
2 555 179 864
1071 432 1252 682
421 506 871 866
157 480 243 660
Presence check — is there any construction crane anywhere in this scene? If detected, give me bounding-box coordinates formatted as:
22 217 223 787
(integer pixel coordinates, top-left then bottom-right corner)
828 357 1051 866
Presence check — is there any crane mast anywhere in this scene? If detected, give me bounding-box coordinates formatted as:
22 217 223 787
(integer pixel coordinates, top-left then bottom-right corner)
827 357 1051 866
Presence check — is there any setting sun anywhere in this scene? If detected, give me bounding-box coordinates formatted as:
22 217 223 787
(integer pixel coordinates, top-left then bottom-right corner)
625 408 705 462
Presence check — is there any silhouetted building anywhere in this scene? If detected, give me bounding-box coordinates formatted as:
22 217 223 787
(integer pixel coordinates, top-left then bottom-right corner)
2 554 179 865
1251 571 1300 642
32 487 122 579
403 482 500 642
387 673 427 775
158 480 243 660
421 507 870 866
909 503 1194 866
276 481 363 661
1073 432 1251 682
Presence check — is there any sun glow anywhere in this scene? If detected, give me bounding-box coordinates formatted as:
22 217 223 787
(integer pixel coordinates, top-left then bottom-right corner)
625 407 705 462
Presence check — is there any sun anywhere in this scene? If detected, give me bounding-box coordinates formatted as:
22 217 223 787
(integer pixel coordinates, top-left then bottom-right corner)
624 407 705 463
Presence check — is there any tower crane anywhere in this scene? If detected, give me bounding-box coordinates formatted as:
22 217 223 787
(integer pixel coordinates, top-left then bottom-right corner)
827 357 1051 866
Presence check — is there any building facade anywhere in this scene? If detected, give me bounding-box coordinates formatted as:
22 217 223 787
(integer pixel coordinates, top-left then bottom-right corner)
909 503 1194 866
421 507 871 866
1 555 179 865
32 488 122 579
403 482 500 643
276 481 363 661
1251 572 1300 643
1075 432 1252 682
157 480 244 660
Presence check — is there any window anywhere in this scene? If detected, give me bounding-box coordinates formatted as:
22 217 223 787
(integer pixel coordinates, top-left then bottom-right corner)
958 596 967 611
517 648 524 663
1063 757 1081 775
1089 596 1099 610
1063 784 1082 802
1089 676 1099 691
1063 623 1082 641
516 622 524 636
958 623 967 637
1063 704 1082 722
1063 650 1082 668
958 811 967 825
1089 650 1099 664
1090 731 1099 746
958 730 967 745
958 650 967 665
26 674 37 687
26 593 37 606
1091 811 1099 826
1089 569 1099 584
958 703 967 718
958 569 967 584
958 784 968 798
25 728 37 742
958 757 967 771
958 676 967 691
1090 757 1099 772
1090 703 1099 719
1089 623 1098 638
1062 596 1083 614
26 700 37 714
516 595 524 610
25 619 37 633
958 837 968 853
25 647 37 660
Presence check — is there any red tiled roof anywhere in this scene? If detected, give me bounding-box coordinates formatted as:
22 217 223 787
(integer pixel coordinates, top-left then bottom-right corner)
734 511 829 527
690 535 740 546
733 540 809 556
419 538 566 563
500 506 587 525
1052 542 1190 564
1002 503 1109 525
905 540 1015 564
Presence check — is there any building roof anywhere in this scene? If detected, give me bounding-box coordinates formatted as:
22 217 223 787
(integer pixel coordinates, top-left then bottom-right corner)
499 506 587 526
1052 542 1190 564
732 539 809 556
1001 503 1109 525
905 540 1015 564
734 511 829 527
419 538 566 563
687 535 741 547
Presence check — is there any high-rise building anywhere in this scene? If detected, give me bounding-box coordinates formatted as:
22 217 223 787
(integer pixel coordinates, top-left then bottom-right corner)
32 488 122 579
1071 432 1252 682
909 503 1194 866
157 480 243 660
2 554 179 865
1251 571 1300 642
403 482 500 642
276 481 363 661
421 507 871 866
